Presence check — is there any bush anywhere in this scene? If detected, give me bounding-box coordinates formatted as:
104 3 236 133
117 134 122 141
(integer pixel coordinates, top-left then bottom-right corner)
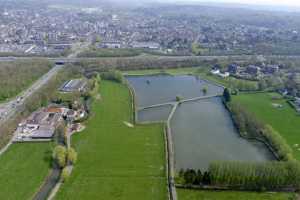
61 167 70 182
176 95 183 102
202 87 208 94
177 169 208 185
223 88 231 102
101 70 124 83
67 148 78 164
261 125 293 161
53 145 67 168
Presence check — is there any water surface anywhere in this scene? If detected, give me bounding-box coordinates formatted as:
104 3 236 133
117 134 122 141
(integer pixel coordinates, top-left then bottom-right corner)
171 98 274 170
127 75 274 171
127 75 223 107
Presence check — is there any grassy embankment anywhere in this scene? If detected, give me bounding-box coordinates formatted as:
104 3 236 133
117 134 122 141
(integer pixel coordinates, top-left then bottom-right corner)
0 143 53 199
0 59 52 102
55 81 167 199
233 92 300 161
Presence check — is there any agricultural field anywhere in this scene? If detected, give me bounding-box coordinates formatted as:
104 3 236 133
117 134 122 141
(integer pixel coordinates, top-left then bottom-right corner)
177 189 296 200
0 59 52 102
0 143 53 199
233 92 300 160
55 81 167 199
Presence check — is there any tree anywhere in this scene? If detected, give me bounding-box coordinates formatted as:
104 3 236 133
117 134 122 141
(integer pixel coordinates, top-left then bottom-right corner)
258 79 267 91
202 87 208 95
67 147 78 164
61 167 70 182
53 145 67 168
183 169 197 184
176 95 183 102
202 171 211 184
195 169 203 185
223 88 231 102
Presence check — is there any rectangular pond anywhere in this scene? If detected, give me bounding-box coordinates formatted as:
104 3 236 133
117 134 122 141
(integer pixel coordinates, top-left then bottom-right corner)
127 75 275 171
127 75 224 108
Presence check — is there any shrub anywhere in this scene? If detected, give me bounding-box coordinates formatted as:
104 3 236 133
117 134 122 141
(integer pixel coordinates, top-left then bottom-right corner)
61 167 70 182
67 147 78 164
101 70 124 83
176 95 183 102
261 125 293 161
53 145 67 168
202 86 208 94
223 88 231 102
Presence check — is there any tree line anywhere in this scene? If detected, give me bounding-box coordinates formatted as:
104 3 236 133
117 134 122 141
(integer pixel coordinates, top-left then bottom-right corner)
228 101 293 161
209 160 300 191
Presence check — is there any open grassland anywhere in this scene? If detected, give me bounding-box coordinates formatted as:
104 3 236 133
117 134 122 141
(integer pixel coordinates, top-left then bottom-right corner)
0 59 52 102
0 143 53 200
233 92 300 160
55 81 167 199
177 189 296 200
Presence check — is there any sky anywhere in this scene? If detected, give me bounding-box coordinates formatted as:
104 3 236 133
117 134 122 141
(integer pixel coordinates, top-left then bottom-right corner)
162 0 300 7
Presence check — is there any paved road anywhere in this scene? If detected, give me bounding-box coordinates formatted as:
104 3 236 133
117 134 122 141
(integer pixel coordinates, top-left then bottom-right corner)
0 41 91 127
0 65 63 125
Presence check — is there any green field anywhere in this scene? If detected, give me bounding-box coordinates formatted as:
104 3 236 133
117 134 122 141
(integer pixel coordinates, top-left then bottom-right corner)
55 81 167 199
178 189 296 200
233 92 300 160
0 143 52 199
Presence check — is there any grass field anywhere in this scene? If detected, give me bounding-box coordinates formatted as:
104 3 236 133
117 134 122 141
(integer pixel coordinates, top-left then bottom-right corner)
177 189 296 200
0 143 53 199
55 81 167 199
233 92 300 161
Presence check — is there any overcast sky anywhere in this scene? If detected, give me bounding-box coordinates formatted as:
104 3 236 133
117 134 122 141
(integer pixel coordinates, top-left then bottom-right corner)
162 0 300 7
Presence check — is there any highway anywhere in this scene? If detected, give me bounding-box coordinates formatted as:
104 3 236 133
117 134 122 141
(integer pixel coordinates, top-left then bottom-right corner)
0 64 63 125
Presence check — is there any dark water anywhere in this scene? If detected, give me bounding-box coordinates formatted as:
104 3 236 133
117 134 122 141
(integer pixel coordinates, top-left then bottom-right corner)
171 98 274 170
138 105 172 122
127 75 223 107
127 75 274 171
